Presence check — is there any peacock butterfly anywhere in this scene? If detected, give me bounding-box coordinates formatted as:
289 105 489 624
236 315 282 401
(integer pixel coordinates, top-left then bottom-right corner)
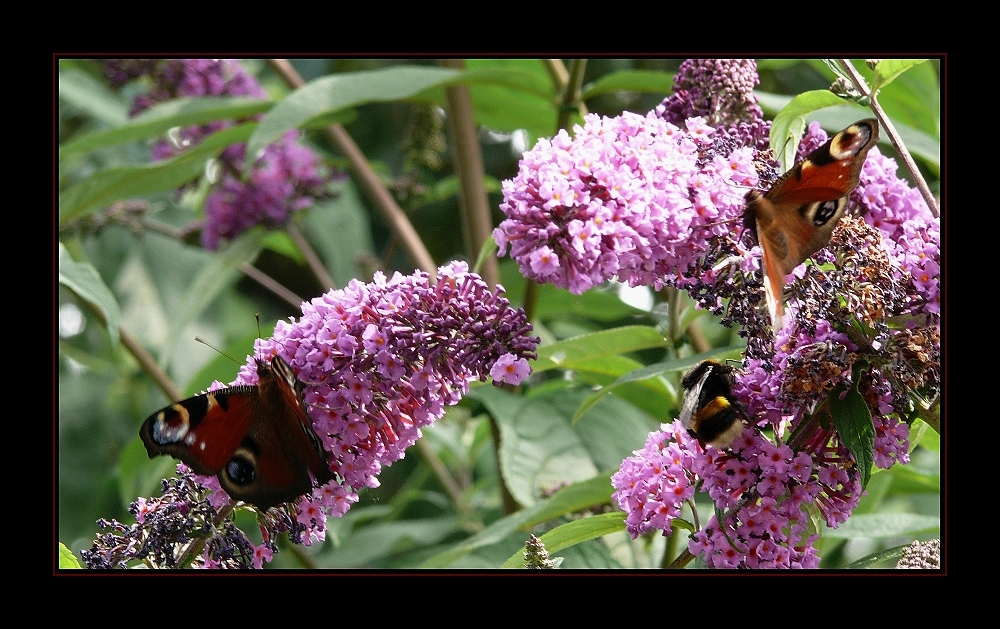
743 118 879 331
139 354 334 510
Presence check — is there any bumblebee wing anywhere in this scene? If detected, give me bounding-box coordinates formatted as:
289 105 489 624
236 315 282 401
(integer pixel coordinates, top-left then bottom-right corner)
678 367 713 429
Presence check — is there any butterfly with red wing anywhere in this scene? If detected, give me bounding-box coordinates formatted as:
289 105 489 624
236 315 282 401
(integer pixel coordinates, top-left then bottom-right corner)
743 118 879 331
140 354 334 510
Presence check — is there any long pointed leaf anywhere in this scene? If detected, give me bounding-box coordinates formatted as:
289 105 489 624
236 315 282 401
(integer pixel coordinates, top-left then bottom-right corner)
244 66 462 171
60 122 256 222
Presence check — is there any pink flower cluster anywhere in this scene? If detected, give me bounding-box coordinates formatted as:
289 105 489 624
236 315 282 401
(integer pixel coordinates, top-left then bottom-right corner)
494 113 757 294
202 262 538 544
855 149 940 316
611 416 862 569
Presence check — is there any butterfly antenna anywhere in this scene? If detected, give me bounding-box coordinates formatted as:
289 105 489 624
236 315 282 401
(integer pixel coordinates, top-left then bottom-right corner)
700 216 742 230
193 337 243 366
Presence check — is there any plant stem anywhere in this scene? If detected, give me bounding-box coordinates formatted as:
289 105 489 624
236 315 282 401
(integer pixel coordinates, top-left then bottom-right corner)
268 59 437 276
438 59 499 289
287 221 336 290
122 326 181 401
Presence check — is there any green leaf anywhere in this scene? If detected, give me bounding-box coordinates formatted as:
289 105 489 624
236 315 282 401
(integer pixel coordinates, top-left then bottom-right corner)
58 243 121 347
821 513 939 539
59 542 83 569
564 354 674 420
259 230 305 265
533 325 668 372
911 419 939 452
408 174 503 210
460 60 558 138
771 90 860 168
420 474 614 568
458 60 555 100
60 96 272 159
536 286 644 322
60 122 256 222
888 121 939 173
497 263 643 321
245 66 462 172
59 67 128 127
158 229 265 367
871 59 928 93
829 377 875 487
524 351 673 423
484 385 600 506
324 516 464 568
473 234 499 277
501 511 627 568
852 469 892 514
754 90 792 117
886 467 940 495
178 332 260 396
475 385 652 507
581 70 674 99
843 543 911 569
120 438 176 505
876 60 939 135
299 178 376 288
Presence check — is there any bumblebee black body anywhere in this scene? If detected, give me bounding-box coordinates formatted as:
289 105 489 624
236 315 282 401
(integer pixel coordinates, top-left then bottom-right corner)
678 360 745 449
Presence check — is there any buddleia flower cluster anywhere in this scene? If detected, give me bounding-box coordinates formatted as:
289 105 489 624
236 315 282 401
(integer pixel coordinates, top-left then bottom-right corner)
896 538 940 569
102 59 334 250
494 112 758 295
620 135 938 566
497 58 938 568
86 262 539 568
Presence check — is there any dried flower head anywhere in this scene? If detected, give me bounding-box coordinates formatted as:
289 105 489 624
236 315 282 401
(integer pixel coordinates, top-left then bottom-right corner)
896 538 941 569
524 534 557 569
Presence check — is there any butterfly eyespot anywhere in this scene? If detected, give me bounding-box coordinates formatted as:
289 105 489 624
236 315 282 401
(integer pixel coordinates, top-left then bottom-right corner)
812 200 842 226
225 455 257 486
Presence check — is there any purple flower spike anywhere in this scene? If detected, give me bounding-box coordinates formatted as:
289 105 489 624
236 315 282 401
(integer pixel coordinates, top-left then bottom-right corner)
84 262 538 568
230 261 539 540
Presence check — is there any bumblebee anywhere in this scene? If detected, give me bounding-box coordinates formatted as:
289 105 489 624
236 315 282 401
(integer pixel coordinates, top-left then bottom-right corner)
678 360 746 449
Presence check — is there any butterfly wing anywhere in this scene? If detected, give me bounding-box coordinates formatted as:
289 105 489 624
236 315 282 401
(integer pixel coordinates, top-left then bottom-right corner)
678 362 715 431
768 118 878 207
140 356 333 510
243 356 334 508
746 119 879 330
140 385 258 477
746 190 828 328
